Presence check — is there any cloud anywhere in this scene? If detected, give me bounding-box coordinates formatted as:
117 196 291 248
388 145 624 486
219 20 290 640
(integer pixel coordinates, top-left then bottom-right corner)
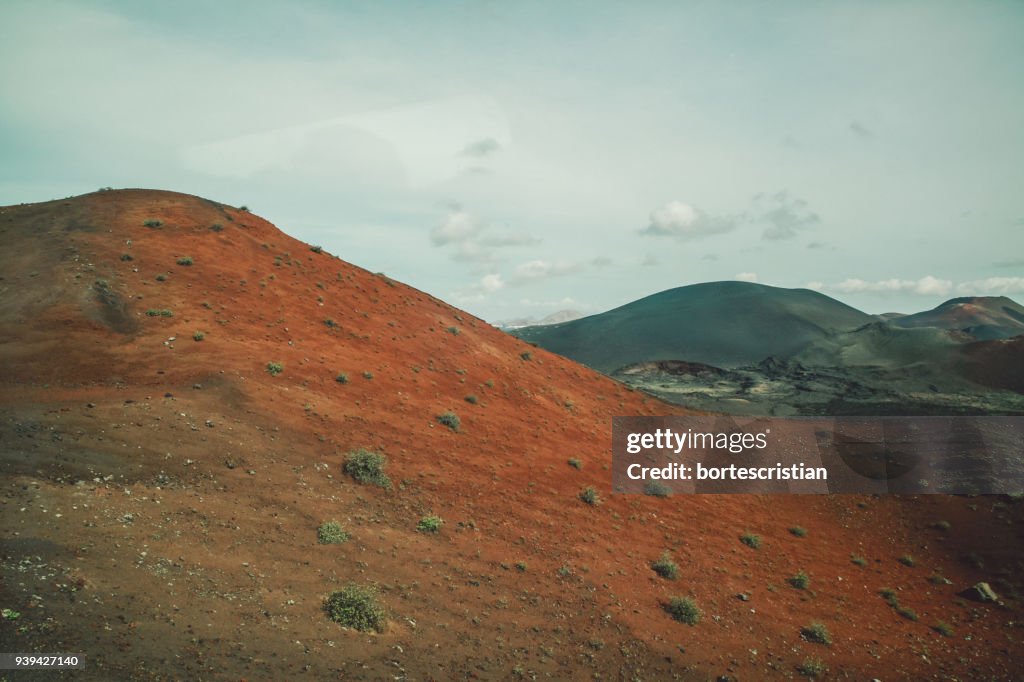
956 277 1024 295
460 137 501 158
640 200 736 239
755 191 821 240
431 207 481 245
994 258 1024 269
450 272 506 305
450 241 500 265
431 205 540 266
640 253 659 267
806 241 827 250
805 281 825 291
820 275 1024 298
479 230 541 247
510 259 583 284
849 121 872 138
590 256 613 267
480 273 505 292
831 276 953 296
735 272 759 283
519 297 585 310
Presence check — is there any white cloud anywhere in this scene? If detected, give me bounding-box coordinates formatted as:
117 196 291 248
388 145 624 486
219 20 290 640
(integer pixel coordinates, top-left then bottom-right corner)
431 207 481 245
641 200 736 239
735 272 759 282
956 277 1024 295
519 297 582 309
480 273 505 292
511 259 582 284
831 276 953 296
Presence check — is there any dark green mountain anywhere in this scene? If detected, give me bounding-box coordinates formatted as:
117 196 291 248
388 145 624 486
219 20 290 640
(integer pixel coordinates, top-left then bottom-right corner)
511 281 872 372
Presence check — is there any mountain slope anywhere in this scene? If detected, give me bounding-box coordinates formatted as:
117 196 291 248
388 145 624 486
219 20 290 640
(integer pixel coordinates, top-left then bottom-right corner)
1 190 1022 680
891 296 1024 340
513 281 873 372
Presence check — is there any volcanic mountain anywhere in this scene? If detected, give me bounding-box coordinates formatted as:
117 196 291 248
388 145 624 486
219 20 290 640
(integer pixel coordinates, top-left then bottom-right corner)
2 190 1023 680
890 296 1024 340
512 282 873 372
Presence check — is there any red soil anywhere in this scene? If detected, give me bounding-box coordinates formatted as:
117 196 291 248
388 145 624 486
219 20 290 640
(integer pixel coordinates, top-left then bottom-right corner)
1 189 1022 680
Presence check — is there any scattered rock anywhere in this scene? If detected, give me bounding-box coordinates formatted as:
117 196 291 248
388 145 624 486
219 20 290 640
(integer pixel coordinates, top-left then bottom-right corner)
960 582 999 603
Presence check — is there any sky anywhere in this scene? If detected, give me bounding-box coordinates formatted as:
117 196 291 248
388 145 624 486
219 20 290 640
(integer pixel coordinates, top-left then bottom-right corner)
2 0 1023 322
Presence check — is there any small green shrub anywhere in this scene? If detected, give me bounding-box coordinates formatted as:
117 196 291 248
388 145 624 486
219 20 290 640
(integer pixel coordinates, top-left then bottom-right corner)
651 552 679 580
797 657 827 678
120 253 133 261
740 532 761 549
155 274 167 282
310 245 323 253
515 562 527 572
417 514 443 533
851 554 867 567
644 481 671 497
928 573 952 585
930 520 951 531
896 606 919 621
143 219 162 228
788 570 810 590
579 487 600 506
209 223 224 232
437 411 461 432
335 373 349 384
567 458 583 470
485 379 495 388
266 361 284 376
446 326 460 335
177 256 193 266
324 584 386 632
665 596 701 625
343 449 391 489
317 520 350 544
362 371 374 380
880 587 899 606
464 394 478 404
789 526 807 537
932 621 954 637
324 318 338 328
801 622 832 645
145 309 173 317
192 331 205 341
239 205 249 212
520 351 532 361
898 555 916 567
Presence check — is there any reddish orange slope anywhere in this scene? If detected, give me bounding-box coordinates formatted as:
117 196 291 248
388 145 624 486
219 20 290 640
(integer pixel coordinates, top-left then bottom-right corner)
1 189 1022 681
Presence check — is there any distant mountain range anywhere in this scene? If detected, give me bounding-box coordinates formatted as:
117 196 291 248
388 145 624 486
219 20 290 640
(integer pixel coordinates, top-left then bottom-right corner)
495 309 583 330
510 282 1024 415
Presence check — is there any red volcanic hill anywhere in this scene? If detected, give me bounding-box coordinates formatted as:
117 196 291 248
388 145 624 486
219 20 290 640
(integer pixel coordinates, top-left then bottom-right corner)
1 189 1023 680
892 296 1024 340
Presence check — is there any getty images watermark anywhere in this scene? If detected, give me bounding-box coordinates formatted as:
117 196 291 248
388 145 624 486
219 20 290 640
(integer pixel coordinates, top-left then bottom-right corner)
612 416 1024 494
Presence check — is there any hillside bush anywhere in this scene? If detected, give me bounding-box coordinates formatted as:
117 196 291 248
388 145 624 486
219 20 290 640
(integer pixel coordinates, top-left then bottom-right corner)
665 596 701 625
343 449 391 488
437 411 461 432
324 585 386 632
317 521 350 544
